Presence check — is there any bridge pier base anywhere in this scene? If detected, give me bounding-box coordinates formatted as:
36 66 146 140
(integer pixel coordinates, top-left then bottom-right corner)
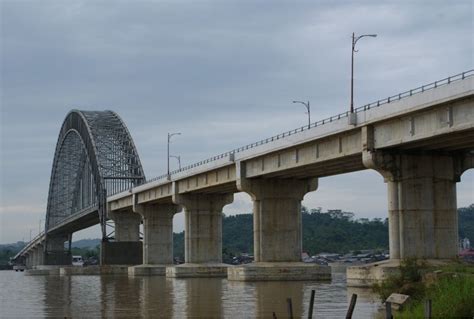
129 203 178 276
44 234 71 266
166 193 233 278
229 173 331 281
102 211 142 265
347 151 466 287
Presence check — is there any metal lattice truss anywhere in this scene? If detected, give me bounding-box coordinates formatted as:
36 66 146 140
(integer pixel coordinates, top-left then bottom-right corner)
45 110 145 236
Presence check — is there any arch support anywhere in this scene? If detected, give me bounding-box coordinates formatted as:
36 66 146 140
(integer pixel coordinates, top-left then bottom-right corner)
44 110 145 266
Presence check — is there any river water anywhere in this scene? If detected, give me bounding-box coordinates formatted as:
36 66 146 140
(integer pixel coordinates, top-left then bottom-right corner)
0 270 382 318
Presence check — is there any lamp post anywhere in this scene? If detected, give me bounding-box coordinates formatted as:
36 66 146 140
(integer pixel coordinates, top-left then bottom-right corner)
170 155 181 171
292 100 311 129
167 132 181 178
350 32 377 117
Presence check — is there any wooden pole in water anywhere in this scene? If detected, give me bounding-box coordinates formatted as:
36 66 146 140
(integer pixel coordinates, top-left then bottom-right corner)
424 299 432 318
308 290 315 319
287 298 294 319
345 294 358 319
385 302 392 319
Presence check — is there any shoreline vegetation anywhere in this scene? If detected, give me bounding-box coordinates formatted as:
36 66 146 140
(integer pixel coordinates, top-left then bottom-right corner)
373 259 474 318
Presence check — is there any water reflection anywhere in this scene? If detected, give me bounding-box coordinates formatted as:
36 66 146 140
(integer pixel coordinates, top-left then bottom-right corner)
0 271 382 318
139 277 174 318
183 278 223 318
255 281 304 318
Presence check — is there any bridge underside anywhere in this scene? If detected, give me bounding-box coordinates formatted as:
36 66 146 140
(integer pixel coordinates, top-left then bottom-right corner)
383 129 474 153
47 207 100 236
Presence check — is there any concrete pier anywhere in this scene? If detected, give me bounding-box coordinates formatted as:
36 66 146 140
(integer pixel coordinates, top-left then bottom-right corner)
101 210 142 265
167 192 233 278
363 151 460 259
129 203 178 276
44 234 71 266
348 150 468 286
30 245 44 268
231 166 331 281
110 210 141 242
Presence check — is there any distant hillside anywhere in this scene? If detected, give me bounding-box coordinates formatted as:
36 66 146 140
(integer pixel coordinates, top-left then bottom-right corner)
71 238 101 249
0 241 26 250
0 242 26 266
174 204 474 259
173 208 389 259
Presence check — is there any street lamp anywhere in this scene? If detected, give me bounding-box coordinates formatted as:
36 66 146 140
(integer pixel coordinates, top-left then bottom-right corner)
167 132 181 178
292 100 311 129
39 218 44 234
350 32 377 124
170 155 181 171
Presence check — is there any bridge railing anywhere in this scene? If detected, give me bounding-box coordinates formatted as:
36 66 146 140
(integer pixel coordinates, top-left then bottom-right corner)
130 69 474 186
13 230 46 260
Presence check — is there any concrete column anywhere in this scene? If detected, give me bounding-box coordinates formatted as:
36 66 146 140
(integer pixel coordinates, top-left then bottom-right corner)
109 211 141 242
44 233 71 265
136 204 178 264
363 150 460 259
387 181 400 259
229 162 330 281
397 154 458 259
34 247 41 266
37 244 44 265
239 177 317 262
102 209 142 265
46 234 68 251
173 193 233 264
31 249 38 267
25 254 31 269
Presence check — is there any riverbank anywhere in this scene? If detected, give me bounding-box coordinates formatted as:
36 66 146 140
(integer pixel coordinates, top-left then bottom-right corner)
373 260 474 318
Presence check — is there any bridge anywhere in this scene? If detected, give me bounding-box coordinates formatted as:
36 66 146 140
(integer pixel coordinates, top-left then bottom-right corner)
14 70 474 282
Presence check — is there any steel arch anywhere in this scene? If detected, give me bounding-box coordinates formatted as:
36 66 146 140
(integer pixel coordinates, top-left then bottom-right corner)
45 110 145 238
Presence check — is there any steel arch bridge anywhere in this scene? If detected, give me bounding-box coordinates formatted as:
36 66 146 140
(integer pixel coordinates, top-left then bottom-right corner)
45 110 145 239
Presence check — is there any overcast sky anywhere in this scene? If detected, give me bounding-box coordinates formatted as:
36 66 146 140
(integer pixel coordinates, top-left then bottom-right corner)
1 1 473 244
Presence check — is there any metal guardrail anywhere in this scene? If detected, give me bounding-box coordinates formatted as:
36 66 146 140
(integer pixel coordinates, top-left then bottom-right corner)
126 69 474 188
